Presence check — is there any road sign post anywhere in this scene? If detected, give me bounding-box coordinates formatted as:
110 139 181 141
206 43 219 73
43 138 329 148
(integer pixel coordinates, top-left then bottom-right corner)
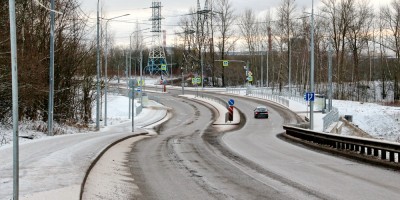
228 106 234 121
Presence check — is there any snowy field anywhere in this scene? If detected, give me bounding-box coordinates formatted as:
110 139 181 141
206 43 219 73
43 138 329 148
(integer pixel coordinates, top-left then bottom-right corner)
333 100 400 142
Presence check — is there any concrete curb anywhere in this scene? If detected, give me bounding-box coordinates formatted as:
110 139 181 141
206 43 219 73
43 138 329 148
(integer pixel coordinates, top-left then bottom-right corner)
80 102 170 199
79 132 148 200
180 95 240 125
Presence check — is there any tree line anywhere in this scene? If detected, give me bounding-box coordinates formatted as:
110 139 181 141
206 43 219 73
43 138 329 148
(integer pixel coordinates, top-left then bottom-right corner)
0 0 96 129
2 0 400 132
174 0 400 102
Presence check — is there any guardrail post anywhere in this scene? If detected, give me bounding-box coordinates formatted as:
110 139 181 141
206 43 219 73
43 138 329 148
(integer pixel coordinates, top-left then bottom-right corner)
367 147 372 155
356 145 360 152
360 146 365 155
332 141 337 148
381 150 387 160
374 149 379 157
389 152 395 162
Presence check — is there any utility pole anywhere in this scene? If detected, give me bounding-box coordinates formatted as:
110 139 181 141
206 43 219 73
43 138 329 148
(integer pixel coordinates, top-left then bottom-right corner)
246 60 250 86
140 50 143 104
181 67 185 95
266 48 269 87
96 0 101 130
310 0 315 130
9 0 19 198
100 7 129 126
328 39 333 112
127 51 131 119
48 0 55 136
197 0 210 89
261 45 264 87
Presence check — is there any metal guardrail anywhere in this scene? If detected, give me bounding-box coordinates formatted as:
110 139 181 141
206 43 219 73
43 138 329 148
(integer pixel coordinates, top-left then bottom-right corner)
201 93 229 108
323 107 339 131
107 86 142 116
226 87 339 131
225 87 243 95
226 87 289 107
136 105 143 115
283 125 400 164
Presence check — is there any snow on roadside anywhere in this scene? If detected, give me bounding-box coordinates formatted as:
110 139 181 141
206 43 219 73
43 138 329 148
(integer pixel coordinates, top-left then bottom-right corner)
0 94 132 148
333 100 400 142
2 77 400 147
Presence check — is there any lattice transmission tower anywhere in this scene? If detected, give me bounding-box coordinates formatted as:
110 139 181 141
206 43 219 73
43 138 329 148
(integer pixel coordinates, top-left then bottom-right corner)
196 0 210 87
146 1 168 76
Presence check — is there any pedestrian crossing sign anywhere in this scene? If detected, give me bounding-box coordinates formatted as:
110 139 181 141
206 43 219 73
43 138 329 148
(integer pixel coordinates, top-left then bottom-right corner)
161 64 167 71
223 60 229 67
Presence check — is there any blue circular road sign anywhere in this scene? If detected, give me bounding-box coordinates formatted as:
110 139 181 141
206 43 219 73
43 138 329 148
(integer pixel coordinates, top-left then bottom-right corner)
228 99 235 106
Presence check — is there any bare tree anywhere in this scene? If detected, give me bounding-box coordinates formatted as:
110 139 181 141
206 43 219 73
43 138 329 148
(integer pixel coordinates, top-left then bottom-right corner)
321 0 355 99
345 0 374 100
177 13 198 77
238 9 258 86
259 11 274 87
381 0 400 100
0 0 97 128
0 2 12 123
279 0 296 93
214 0 236 86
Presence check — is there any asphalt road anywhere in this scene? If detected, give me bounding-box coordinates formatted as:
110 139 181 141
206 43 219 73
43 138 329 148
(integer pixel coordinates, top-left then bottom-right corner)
128 91 309 199
129 88 400 200
0 102 164 200
220 94 400 200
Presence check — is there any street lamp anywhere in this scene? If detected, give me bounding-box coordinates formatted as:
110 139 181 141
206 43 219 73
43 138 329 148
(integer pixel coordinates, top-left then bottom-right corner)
104 13 130 126
310 0 315 130
48 0 55 136
9 0 19 198
96 0 100 130
261 45 264 87
127 28 149 120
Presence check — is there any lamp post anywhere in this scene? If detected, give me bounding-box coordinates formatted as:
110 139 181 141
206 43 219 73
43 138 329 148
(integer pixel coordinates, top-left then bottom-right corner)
261 45 264 87
310 0 315 130
9 0 19 198
96 0 100 130
104 14 130 127
128 29 139 121
328 39 333 112
266 46 269 87
48 0 55 136
140 49 144 105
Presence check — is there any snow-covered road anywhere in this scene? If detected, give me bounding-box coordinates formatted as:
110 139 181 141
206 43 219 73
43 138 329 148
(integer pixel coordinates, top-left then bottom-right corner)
0 99 168 200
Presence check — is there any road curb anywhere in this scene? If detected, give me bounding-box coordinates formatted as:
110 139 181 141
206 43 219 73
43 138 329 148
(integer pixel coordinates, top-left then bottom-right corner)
181 95 241 125
79 131 148 200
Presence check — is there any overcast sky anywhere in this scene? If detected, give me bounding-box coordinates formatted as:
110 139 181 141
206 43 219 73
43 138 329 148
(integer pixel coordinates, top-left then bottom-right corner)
79 0 392 47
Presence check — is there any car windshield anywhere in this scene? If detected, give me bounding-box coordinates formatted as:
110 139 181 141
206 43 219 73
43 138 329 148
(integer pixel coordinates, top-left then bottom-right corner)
256 107 267 112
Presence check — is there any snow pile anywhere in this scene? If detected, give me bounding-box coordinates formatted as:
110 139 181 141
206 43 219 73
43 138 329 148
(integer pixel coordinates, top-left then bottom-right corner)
0 94 132 148
334 100 400 142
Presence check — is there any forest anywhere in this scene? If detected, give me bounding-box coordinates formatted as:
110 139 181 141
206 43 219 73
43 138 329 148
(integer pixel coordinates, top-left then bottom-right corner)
1 0 400 130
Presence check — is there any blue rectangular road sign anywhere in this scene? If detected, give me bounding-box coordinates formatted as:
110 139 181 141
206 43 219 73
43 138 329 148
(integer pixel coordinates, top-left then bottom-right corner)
304 92 315 102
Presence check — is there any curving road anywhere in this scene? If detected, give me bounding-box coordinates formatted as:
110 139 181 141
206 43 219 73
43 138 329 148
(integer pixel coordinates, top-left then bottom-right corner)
220 94 400 200
0 102 165 200
128 90 400 200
